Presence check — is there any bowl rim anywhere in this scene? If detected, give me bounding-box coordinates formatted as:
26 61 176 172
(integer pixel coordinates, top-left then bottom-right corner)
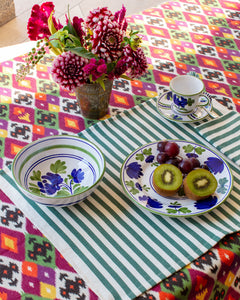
12 135 106 200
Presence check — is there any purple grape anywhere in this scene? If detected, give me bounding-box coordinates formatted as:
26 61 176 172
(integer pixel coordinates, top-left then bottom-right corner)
157 141 168 152
189 157 201 169
178 159 193 174
164 141 180 157
165 157 182 167
157 152 169 164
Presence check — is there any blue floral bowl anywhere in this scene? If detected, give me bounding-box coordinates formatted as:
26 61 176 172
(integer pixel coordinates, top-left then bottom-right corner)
12 135 105 206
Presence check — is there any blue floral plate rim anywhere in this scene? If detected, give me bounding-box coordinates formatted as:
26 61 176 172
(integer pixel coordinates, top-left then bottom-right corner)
120 139 233 218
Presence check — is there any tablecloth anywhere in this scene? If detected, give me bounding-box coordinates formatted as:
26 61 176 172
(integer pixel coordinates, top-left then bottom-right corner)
1 97 240 300
0 0 240 299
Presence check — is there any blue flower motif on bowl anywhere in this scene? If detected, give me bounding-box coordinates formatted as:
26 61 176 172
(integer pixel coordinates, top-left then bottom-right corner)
38 172 63 195
30 160 89 197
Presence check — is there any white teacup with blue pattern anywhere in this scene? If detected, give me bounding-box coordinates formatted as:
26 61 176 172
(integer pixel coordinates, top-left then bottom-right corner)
170 75 212 115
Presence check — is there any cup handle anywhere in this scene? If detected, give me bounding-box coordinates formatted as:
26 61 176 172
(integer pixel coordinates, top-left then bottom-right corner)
197 91 212 107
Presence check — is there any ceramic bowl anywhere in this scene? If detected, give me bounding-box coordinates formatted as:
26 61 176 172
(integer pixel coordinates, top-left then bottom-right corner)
12 135 105 207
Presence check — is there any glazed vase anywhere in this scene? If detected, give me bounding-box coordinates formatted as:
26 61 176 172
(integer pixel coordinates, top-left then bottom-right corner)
75 79 113 119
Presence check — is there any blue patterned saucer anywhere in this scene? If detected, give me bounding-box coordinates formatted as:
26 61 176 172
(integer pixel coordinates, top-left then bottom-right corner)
156 91 213 123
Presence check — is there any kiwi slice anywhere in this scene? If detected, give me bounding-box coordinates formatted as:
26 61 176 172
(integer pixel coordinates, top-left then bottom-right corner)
183 169 217 200
153 164 183 197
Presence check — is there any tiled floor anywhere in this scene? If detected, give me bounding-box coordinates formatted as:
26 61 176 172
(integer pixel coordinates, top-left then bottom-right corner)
0 0 163 54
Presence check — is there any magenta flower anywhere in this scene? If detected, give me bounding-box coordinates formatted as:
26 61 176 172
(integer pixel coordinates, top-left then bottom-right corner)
27 2 62 41
114 5 128 31
91 19 124 63
123 45 148 78
85 7 114 29
51 52 88 91
83 58 107 81
18 3 148 86
109 59 128 79
72 16 85 46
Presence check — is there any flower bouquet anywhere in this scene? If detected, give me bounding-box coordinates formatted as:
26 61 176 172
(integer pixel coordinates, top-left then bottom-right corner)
17 2 148 92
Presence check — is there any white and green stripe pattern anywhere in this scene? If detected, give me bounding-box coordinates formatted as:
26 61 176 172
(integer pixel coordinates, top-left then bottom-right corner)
1 98 239 300
197 111 240 166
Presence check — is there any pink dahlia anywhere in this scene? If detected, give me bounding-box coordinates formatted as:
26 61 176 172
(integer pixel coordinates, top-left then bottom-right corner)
91 19 124 63
85 7 114 29
27 2 62 41
51 52 88 91
123 45 148 78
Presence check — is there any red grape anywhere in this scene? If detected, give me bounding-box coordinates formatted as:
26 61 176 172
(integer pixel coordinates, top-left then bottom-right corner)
189 157 201 169
157 141 168 152
165 157 182 167
164 141 180 157
157 152 169 164
178 159 193 174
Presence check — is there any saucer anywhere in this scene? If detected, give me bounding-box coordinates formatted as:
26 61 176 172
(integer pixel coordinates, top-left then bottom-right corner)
156 91 213 123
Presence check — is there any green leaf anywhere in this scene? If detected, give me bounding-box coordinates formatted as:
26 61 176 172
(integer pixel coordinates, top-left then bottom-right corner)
179 207 192 213
217 186 227 194
50 160 67 174
119 74 131 81
67 47 96 59
56 190 71 196
219 177 228 186
136 153 144 161
29 187 41 195
183 145 194 153
74 186 89 194
30 170 41 181
142 148 152 155
129 187 139 195
195 147 205 155
29 183 39 188
48 11 58 35
126 180 135 188
187 98 195 106
142 185 150 192
170 201 181 206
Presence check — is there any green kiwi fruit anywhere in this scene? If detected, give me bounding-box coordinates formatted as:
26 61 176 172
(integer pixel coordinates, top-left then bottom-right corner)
183 169 217 200
153 164 183 197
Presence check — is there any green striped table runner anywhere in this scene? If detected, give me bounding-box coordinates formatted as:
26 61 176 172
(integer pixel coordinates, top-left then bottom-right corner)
196 111 240 166
1 98 239 300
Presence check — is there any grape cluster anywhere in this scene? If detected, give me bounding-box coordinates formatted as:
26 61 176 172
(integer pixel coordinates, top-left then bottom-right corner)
156 141 208 174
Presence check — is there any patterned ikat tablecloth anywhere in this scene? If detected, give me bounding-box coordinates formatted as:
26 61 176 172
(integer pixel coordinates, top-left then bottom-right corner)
0 0 240 299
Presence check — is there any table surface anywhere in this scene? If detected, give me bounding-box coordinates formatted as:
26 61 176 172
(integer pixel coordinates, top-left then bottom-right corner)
0 0 240 299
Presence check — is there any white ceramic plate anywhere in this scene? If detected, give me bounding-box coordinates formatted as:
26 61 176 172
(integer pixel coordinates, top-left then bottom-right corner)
120 140 233 217
156 91 213 123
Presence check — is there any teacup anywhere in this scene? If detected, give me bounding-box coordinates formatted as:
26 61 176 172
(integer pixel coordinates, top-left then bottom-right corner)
169 75 211 115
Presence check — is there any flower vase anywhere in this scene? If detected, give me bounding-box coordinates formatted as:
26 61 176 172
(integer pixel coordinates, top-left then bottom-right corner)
75 79 113 119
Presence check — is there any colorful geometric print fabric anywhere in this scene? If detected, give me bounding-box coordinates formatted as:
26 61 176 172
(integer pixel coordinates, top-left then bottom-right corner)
0 0 239 299
137 232 240 300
